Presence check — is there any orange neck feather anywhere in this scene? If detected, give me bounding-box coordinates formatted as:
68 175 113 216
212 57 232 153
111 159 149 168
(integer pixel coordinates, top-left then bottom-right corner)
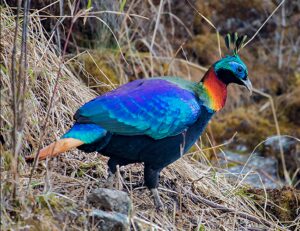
201 67 227 111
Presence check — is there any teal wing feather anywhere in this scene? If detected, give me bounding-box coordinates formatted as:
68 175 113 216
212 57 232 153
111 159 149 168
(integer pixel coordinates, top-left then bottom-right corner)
75 78 202 139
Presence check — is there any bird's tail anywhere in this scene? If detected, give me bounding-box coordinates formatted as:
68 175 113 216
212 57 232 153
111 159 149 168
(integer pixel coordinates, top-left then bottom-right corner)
25 123 106 162
25 138 84 162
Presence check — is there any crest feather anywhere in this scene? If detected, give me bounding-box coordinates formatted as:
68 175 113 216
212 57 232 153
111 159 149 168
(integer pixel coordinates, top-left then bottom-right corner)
225 34 231 50
224 32 247 55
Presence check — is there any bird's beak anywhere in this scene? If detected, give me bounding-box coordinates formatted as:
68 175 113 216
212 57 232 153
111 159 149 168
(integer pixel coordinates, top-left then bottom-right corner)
242 78 252 95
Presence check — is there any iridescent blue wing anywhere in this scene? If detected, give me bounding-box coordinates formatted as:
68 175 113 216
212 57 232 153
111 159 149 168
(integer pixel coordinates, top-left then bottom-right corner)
75 78 201 139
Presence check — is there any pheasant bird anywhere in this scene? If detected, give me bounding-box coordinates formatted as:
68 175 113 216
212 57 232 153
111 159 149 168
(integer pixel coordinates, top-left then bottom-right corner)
27 34 252 208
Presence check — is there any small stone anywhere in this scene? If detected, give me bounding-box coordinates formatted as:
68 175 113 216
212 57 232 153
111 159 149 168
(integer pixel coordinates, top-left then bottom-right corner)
264 136 297 154
218 151 281 189
90 209 129 231
87 188 132 216
263 136 300 184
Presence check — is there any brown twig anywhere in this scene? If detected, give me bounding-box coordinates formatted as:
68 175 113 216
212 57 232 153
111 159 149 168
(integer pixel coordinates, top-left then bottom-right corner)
252 88 290 184
27 0 81 191
11 0 31 200
10 0 21 200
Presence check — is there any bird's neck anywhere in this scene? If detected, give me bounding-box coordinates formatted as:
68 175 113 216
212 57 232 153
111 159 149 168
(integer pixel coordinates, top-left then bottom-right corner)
199 67 227 111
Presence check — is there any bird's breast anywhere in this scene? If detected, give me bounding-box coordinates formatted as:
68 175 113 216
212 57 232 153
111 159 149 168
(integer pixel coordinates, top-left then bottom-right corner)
182 105 214 151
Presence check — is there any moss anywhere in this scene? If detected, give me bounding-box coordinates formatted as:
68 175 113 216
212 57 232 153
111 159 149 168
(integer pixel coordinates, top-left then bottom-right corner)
198 224 206 231
211 104 298 145
247 61 285 96
278 87 300 126
22 217 61 231
185 33 226 66
226 162 239 168
210 106 276 148
1 150 12 171
35 193 65 210
1 181 13 199
189 145 198 153
295 72 300 86
71 160 106 179
247 187 300 223
78 51 120 93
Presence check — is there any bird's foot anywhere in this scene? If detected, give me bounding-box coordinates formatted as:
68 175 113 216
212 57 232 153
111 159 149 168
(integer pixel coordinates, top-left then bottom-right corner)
104 170 116 189
151 188 163 210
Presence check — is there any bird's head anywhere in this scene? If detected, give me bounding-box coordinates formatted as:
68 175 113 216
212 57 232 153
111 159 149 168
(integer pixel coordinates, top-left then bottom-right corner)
199 33 252 111
213 54 252 94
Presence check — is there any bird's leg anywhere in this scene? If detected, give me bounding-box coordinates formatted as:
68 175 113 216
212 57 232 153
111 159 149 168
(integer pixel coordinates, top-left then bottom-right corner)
105 158 117 188
105 157 130 189
105 169 116 189
144 164 163 209
151 188 163 209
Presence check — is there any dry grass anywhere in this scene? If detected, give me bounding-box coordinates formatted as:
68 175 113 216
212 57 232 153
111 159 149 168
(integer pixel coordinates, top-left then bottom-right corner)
1 2 299 231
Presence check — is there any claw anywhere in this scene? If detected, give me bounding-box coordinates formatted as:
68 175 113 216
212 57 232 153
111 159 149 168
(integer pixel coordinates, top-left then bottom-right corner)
151 188 163 210
104 170 116 189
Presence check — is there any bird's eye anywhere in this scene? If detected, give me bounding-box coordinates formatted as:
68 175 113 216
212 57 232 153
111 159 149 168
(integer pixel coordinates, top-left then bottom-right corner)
237 66 243 72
